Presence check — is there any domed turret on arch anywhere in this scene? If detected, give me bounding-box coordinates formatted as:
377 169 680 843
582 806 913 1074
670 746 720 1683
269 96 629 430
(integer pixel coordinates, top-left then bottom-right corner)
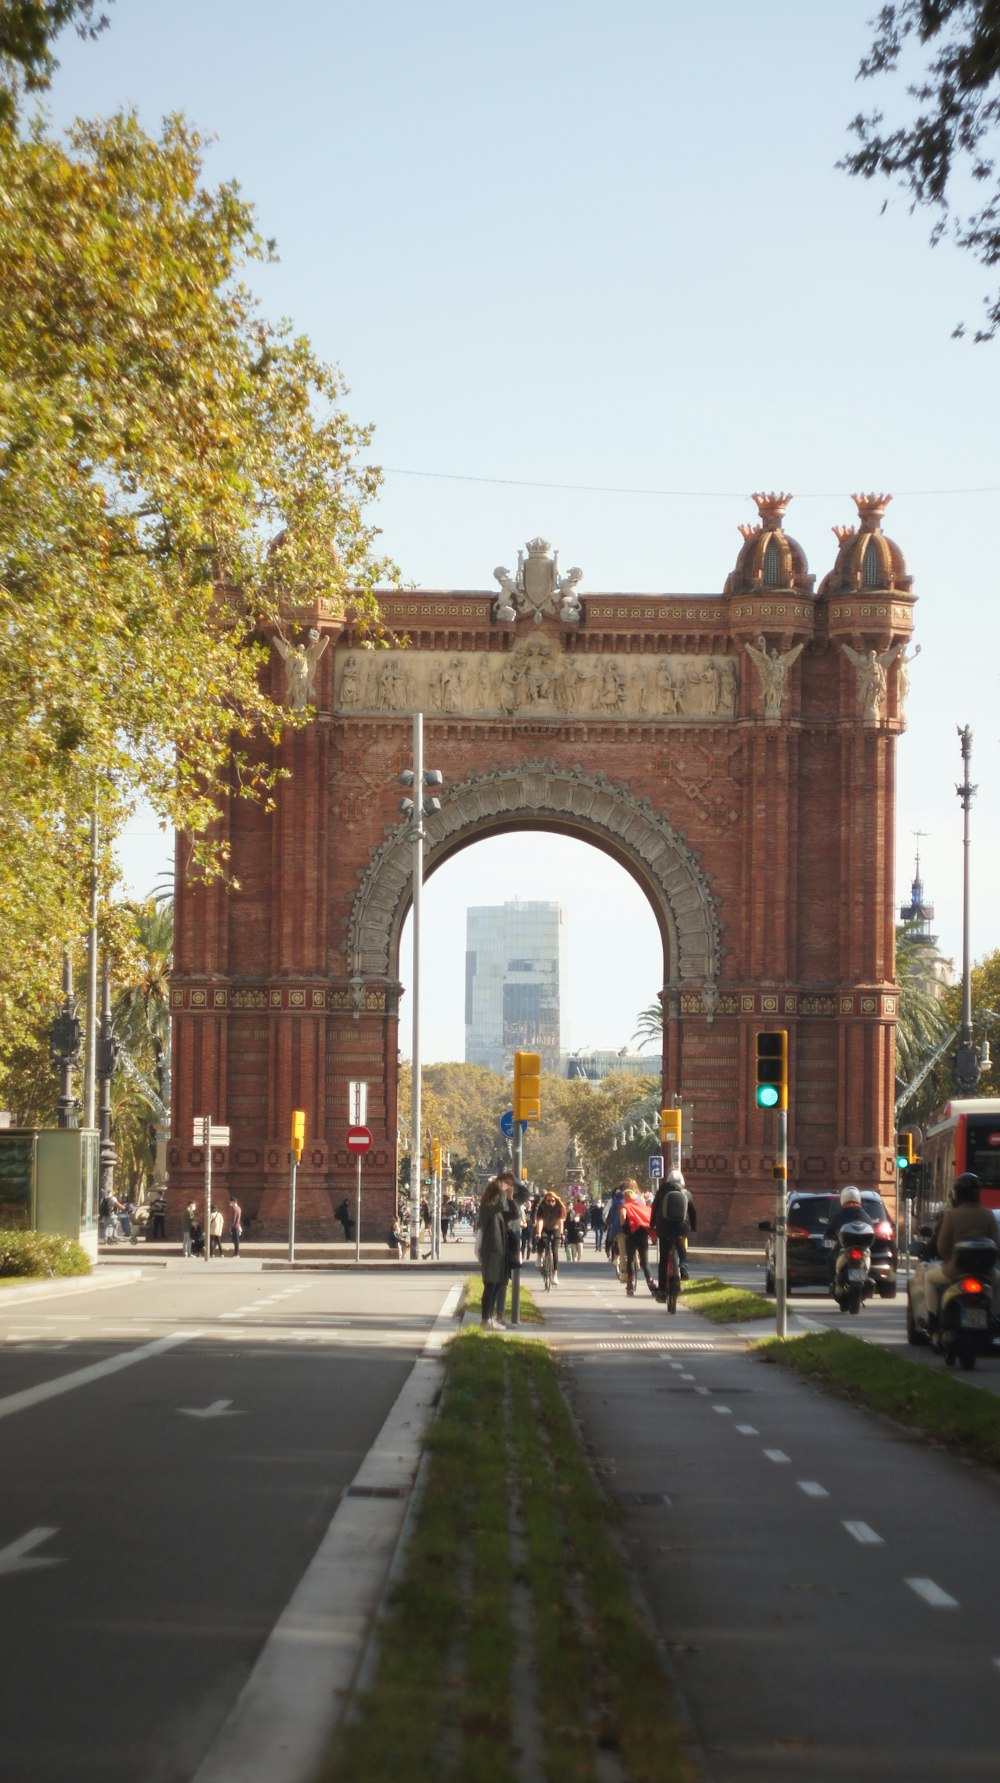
723 491 815 596
818 492 912 595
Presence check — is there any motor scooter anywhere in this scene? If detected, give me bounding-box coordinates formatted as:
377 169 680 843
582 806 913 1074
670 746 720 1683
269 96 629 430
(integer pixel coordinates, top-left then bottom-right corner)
828 1216 877 1315
907 1235 999 1370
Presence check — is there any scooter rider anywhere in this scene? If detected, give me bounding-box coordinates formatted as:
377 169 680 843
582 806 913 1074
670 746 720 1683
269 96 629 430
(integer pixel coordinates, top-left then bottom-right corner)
924 1172 997 1326
824 1186 866 1291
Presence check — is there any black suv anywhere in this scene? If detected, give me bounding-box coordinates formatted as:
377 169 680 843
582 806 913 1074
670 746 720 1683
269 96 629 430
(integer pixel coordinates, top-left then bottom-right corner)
759 1192 898 1298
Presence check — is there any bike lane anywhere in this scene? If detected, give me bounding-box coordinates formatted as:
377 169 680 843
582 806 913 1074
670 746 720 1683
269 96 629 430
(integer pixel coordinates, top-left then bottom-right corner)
541 1257 1000 1782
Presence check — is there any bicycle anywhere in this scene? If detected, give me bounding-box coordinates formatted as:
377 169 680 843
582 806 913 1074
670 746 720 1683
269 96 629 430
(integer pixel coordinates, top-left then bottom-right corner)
537 1231 556 1291
661 1240 682 1315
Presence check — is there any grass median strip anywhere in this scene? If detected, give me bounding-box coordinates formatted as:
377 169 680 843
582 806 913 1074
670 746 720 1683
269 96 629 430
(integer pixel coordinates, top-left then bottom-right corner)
318 1312 696 1783
756 1328 1000 1469
681 1276 772 1324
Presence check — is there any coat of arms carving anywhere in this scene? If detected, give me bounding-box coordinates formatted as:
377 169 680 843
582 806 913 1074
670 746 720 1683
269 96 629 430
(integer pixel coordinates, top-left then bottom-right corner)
493 538 583 625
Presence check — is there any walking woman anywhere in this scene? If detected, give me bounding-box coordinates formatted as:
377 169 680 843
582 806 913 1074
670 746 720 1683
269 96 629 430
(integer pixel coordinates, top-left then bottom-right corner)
477 1177 515 1330
620 1181 655 1298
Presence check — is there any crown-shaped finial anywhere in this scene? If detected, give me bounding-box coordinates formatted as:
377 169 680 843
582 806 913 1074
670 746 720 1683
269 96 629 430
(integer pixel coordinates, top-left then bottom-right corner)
752 491 793 530
737 522 761 542
852 492 892 529
831 524 857 546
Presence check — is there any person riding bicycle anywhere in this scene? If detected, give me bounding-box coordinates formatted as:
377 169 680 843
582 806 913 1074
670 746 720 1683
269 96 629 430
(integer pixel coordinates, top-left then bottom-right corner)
535 1190 566 1285
620 1184 655 1297
651 1169 695 1296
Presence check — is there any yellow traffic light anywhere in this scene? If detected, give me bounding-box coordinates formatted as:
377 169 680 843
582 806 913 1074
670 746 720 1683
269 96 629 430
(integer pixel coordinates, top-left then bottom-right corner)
660 1108 682 1144
754 1030 788 1111
513 1050 542 1123
290 1109 306 1161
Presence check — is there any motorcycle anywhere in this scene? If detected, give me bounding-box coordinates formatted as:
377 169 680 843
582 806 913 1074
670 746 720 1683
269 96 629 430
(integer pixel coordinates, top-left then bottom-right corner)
907 1235 999 1371
828 1216 877 1314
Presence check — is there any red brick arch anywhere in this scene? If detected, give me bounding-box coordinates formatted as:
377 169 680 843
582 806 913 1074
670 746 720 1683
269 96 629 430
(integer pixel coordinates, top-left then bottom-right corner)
170 514 914 1243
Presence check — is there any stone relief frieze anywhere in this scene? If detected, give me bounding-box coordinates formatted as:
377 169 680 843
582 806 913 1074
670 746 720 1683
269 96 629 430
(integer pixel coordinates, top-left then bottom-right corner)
335 638 739 722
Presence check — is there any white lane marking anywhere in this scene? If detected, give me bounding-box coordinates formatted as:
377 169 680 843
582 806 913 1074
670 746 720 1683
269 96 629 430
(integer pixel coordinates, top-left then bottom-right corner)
178 1399 245 1420
736 1424 759 1435
680 1373 695 1381
798 1481 829 1498
792 1316 825 1332
713 1405 732 1416
844 1520 883 1545
669 1362 684 1370
764 1449 791 1464
0 1527 65 1576
906 1578 959 1608
0 1331 200 1422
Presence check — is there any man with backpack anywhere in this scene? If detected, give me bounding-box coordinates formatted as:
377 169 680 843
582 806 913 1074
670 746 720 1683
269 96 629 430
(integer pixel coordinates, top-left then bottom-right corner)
651 1169 696 1295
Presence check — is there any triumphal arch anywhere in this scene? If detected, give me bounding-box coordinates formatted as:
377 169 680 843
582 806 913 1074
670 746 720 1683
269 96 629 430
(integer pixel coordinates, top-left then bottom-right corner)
169 492 916 1243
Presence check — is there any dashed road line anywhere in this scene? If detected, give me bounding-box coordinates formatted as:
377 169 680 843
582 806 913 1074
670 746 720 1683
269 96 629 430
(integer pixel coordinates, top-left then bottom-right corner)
797 1481 829 1498
736 1424 759 1435
843 1520 883 1545
713 1405 732 1416
906 1578 959 1608
763 1449 791 1464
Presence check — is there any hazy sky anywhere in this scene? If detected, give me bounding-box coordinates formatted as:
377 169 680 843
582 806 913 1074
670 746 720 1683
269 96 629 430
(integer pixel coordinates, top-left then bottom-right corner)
50 0 1000 1063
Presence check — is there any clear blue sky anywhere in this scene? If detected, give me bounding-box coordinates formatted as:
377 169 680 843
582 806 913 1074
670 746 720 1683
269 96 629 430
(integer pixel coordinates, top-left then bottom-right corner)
48 0 1000 1062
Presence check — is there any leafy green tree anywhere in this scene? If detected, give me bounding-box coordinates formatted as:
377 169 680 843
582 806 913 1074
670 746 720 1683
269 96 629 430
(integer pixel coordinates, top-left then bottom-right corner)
842 1 1000 338
0 111 394 1074
0 0 111 125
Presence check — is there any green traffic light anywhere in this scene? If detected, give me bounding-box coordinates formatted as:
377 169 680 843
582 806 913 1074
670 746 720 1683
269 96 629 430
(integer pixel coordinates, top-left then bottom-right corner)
756 1085 780 1109
896 1154 909 1171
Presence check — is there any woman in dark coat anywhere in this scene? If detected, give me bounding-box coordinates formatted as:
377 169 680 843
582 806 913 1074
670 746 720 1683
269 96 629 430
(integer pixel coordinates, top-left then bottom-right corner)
477 1178 514 1329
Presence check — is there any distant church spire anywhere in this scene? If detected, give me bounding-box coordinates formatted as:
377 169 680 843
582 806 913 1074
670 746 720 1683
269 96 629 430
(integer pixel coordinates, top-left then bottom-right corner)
899 832 935 939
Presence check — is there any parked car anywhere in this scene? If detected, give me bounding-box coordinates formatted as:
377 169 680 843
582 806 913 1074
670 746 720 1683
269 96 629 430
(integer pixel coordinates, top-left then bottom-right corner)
759 1191 898 1298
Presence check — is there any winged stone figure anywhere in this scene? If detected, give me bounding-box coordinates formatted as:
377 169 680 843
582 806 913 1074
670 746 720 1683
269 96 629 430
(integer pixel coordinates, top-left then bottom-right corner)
841 641 903 722
274 630 329 710
744 635 804 718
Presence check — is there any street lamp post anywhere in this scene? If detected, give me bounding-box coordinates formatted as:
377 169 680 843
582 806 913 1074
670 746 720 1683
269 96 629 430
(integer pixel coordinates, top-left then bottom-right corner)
954 724 981 1095
95 960 119 1209
399 713 442 1262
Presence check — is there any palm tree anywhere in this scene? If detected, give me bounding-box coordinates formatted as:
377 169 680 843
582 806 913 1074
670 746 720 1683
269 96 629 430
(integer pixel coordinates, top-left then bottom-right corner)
894 922 951 1089
111 898 173 1197
631 1001 663 1052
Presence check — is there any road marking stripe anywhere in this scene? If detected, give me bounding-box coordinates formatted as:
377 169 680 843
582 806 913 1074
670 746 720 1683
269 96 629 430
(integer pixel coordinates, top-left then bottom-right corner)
736 1424 759 1435
906 1578 959 1608
843 1520 883 1544
764 1449 791 1464
798 1481 829 1498
0 1331 200 1421
694 1385 709 1396
713 1405 732 1415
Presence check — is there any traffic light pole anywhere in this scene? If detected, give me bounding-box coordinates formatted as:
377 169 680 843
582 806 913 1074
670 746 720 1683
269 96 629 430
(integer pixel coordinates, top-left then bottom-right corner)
511 1123 523 1327
774 1108 788 1338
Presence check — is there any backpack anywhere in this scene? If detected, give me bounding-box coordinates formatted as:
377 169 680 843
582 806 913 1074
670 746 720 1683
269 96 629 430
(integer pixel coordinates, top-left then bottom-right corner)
622 1199 651 1232
99 1195 111 1218
664 1188 688 1224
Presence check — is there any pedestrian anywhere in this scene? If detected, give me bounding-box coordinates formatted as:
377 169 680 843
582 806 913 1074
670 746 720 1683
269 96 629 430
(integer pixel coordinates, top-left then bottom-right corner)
209 1204 225 1258
476 1176 516 1329
604 1182 628 1280
335 1196 353 1241
150 1188 167 1241
229 1196 242 1257
564 1206 584 1262
590 1199 605 1250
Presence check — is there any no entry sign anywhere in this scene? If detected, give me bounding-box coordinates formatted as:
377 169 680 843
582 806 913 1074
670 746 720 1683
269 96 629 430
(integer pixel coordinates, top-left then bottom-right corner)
346 1125 373 1155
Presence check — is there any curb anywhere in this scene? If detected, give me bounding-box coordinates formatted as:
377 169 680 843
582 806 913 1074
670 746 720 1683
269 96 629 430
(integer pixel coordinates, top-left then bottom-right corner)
0 1268 143 1305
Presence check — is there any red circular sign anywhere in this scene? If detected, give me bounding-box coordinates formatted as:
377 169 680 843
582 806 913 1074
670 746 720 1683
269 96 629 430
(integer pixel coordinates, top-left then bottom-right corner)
345 1125 373 1154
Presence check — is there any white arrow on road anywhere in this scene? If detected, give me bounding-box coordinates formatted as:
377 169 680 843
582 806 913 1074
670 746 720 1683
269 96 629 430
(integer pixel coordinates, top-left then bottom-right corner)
177 1400 245 1419
0 1527 65 1576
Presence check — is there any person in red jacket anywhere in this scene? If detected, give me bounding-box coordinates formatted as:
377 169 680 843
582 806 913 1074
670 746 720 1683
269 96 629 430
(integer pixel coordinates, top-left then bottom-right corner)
621 1183 655 1298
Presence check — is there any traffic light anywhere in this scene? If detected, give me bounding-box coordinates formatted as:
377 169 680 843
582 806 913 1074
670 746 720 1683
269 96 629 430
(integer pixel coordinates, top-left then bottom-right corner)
431 1138 442 1175
754 1030 788 1110
513 1050 542 1123
896 1132 916 1170
660 1108 682 1145
290 1109 306 1162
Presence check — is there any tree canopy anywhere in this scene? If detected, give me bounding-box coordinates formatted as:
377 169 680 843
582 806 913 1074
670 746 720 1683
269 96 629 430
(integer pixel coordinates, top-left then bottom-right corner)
842 1 1000 338
0 1 111 125
0 109 393 1078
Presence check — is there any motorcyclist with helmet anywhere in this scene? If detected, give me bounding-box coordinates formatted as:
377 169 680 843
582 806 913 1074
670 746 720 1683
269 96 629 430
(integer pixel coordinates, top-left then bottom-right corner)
923 1172 997 1327
824 1185 867 1292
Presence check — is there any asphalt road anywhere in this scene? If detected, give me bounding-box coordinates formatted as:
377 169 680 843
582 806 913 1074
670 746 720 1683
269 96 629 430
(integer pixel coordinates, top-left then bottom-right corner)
0 1263 460 1783
540 1254 1000 1782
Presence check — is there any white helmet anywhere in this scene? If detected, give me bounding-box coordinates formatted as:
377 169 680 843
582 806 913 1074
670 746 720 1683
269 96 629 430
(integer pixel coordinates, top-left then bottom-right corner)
840 1185 861 1205
666 1170 685 1187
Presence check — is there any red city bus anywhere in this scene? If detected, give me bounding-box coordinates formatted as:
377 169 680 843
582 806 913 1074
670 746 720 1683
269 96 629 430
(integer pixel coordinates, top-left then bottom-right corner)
919 1099 1000 1213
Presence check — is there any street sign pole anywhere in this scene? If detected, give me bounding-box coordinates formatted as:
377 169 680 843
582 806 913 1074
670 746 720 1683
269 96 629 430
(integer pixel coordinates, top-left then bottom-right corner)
289 1151 298 1264
355 1151 362 1263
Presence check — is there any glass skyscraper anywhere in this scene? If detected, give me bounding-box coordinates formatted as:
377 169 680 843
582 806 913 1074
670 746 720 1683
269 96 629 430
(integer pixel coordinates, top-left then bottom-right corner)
465 901 565 1076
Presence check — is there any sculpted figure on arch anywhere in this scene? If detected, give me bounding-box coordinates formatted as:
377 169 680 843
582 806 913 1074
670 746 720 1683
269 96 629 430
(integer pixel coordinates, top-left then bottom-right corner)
744 635 804 719
841 640 904 724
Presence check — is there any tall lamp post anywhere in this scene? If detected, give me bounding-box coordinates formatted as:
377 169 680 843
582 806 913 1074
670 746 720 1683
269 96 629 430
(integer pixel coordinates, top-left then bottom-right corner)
954 724 981 1095
95 961 119 1209
398 713 442 1262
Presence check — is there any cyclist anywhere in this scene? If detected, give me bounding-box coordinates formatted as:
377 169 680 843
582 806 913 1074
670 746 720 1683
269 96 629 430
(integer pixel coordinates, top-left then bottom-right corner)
651 1170 695 1298
621 1184 655 1297
535 1190 567 1284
